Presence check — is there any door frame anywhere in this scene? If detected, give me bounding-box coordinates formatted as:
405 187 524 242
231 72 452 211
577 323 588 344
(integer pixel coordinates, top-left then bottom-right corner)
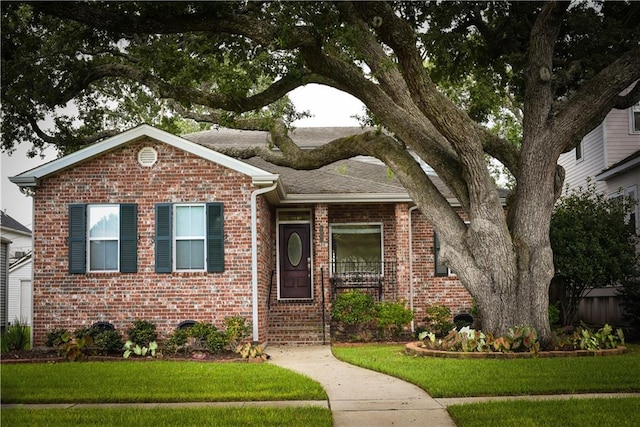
276 209 313 300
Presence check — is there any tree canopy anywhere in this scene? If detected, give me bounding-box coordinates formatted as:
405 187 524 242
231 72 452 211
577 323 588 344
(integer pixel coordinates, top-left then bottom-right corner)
2 1 639 342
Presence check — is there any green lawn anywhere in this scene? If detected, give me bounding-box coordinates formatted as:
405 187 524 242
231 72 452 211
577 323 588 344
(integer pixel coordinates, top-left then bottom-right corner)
447 397 640 427
333 343 640 426
332 343 640 397
1 406 332 427
1 361 327 403
1 360 331 426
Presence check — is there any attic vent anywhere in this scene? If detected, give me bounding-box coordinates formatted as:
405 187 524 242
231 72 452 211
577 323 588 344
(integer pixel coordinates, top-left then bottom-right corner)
138 147 158 167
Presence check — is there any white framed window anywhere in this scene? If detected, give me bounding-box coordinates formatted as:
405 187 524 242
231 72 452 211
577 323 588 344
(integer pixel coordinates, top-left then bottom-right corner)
174 204 206 271
575 141 583 162
88 205 120 272
330 223 383 275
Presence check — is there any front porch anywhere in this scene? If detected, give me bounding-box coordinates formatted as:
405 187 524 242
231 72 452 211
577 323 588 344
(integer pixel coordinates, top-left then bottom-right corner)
266 204 412 345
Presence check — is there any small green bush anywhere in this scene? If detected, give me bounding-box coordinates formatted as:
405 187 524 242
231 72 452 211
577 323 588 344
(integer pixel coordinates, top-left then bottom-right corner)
423 304 454 336
45 328 68 348
164 328 191 354
1 320 31 352
93 329 124 353
375 301 414 339
548 302 561 327
224 316 251 350
331 291 376 326
167 322 229 354
127 320 157 347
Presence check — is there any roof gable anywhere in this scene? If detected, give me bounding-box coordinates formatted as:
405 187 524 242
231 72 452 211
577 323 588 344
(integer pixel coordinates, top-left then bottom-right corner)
0 211 31 235
10 124 278 188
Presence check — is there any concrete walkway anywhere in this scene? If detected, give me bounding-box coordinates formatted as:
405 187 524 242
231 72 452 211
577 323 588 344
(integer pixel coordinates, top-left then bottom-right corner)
268 345 456 427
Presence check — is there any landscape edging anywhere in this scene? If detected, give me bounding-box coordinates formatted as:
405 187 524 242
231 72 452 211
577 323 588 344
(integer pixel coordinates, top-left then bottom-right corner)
405 341 627 358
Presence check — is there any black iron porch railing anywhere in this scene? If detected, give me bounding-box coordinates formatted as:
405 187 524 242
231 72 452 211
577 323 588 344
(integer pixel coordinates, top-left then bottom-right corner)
329 260 397 301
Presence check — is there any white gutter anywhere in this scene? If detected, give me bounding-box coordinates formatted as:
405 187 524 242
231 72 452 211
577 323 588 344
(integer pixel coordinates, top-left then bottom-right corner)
250 182 278 342
408 205 419 333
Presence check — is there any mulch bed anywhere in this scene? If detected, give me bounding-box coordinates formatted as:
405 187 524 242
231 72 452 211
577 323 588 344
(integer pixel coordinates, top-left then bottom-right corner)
0 348 248 364
405 341 627 359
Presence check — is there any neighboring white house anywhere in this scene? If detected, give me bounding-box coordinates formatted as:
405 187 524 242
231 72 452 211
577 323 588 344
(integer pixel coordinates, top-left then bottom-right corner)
558 97 639 234
557 97 639 327
0 211 33 327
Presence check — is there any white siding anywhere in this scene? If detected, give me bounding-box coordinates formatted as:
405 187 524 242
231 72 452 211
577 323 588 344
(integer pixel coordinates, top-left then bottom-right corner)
558 123 606 193
1 242 8 329
8 260 32 325
1 229 32 259
604 108 640 167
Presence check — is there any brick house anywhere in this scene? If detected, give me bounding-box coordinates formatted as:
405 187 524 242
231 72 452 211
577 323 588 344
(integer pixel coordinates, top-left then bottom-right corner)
10 124 480 345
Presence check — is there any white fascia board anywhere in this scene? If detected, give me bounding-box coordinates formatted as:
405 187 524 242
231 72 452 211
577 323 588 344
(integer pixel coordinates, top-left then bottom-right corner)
596 156 640 181
9 124 278 186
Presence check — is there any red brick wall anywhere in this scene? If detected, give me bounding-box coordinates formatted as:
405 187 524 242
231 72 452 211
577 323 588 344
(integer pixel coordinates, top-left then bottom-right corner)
31 138 261 345
324 203 473 328
410 209 474 326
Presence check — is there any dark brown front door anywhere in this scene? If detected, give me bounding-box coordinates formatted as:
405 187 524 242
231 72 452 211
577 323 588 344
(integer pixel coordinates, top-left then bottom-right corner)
279 224 312 299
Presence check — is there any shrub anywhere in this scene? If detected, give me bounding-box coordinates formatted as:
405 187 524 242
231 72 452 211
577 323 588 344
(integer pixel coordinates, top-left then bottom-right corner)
165 322 230 354
548 302 561 327
618 277 640 329
331 291 376 326
422 304 454 336
375 301 414 339
45 328 68 348
1 320 31 352
93 329 124 353
224 316 251 350
164 328 191 354
127 320 157 347
73 324 123 354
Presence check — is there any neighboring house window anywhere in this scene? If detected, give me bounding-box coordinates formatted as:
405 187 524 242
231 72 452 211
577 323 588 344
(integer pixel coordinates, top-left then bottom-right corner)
68 204 138 274
609 187 638 236
575 141 583 161
631 102 640 134
330 224 383 274
626 186 638 235
155 203 224 273
434 231 450 277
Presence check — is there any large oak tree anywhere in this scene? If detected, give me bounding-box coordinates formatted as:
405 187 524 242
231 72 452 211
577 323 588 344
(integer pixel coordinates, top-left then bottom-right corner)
2 1 639 344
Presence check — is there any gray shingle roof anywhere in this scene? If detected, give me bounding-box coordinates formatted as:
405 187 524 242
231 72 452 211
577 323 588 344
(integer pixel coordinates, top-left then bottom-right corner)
0 211 31 234
183 127 457 199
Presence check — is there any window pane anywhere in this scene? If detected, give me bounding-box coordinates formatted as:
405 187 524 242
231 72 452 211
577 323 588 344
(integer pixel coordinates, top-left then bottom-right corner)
332 225 382 273
176 206 205 237
175 206 191 237
90 240 118 271
89 206 119 238
190 206 205 236
176 240 205 270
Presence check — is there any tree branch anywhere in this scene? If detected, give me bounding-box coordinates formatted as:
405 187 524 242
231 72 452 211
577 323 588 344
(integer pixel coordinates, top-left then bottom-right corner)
551 46 640 153
31 2 317 49
522 1 568 140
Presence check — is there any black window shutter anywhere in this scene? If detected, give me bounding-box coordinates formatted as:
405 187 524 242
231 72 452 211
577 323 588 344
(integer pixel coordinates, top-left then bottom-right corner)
119 204 138 273
69 204 86 274
206 203 224 272
434 232 449 276
155 203 172 273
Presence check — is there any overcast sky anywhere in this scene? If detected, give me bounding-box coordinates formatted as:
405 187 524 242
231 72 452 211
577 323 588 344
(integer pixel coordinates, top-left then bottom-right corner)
0 85 364 228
